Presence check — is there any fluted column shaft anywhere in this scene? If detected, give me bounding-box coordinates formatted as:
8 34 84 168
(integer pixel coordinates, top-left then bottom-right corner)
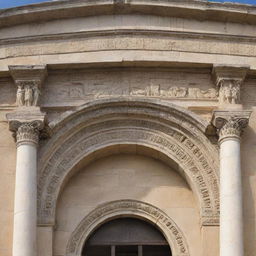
13 123 39 256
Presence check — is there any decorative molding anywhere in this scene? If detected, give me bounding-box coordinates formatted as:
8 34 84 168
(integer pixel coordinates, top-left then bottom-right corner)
9 65 47 107
212 110 251 142
37 99 219 227
66 200 190 256
212 65 249 105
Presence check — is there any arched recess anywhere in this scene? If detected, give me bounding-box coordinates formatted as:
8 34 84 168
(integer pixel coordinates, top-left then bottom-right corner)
37 98 219 226
66 200 189 256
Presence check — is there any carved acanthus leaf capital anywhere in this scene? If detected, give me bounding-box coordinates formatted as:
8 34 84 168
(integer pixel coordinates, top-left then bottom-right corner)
218 117 248 141
15 122 41 146
212 110 251 142
6 109 48 146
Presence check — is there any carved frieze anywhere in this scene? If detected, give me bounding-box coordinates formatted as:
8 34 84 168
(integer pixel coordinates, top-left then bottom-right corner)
42 71 217 106
131 85 217 99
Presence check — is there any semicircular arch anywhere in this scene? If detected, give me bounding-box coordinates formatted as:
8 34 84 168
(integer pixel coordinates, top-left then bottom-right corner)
66 200 190 256
38 98 219 226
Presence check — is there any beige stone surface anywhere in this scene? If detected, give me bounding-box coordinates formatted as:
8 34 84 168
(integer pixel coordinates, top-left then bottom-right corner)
0 122 15 256
201 226 219 256
55 154 200 256
0 1 256 256
37 227 53 256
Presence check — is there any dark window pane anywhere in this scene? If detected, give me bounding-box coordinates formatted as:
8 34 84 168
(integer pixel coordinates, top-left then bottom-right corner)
116 245 138 256
83 245 111 256
143 245 171 256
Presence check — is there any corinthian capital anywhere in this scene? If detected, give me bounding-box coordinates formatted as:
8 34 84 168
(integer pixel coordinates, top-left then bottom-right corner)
6 108 47 146
15 122 41 146
212 110 251 143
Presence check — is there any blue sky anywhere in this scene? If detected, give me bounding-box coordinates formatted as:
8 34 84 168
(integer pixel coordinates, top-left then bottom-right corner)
0 0 255 9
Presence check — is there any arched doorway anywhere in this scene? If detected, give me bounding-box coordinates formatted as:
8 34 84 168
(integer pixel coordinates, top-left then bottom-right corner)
66 200 189 256
83 218 172 256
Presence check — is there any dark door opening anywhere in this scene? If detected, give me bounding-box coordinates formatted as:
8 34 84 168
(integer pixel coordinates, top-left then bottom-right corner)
82 218 172 256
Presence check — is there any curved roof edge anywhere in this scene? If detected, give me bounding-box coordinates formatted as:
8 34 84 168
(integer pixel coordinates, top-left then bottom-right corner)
0 0 256 28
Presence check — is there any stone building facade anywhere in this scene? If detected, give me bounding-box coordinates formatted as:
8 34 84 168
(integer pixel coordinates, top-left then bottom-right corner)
0 0 256 256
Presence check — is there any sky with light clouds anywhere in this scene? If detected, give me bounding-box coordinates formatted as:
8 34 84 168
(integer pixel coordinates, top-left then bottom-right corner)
0 0 255 9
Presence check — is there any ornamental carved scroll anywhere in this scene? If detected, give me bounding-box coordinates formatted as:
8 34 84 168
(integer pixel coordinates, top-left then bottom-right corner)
66 200 190 256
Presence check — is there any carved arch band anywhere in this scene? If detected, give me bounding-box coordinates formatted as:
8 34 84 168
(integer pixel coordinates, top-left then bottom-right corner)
37 98 219 226
66 200 190 256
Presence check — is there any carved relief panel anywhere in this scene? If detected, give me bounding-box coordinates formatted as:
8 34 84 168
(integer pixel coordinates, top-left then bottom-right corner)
42 69 217 106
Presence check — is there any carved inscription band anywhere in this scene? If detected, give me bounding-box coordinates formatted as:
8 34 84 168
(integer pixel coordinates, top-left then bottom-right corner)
66 200 190 256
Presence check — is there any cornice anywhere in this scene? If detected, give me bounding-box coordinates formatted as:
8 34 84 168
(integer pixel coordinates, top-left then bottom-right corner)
2 29 256 47
212 65 249 88
9 65 47 83
0 0 256 29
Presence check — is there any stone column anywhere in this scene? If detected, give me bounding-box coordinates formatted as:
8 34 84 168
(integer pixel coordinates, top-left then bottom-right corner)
212 111 251 256
13 122 40 256
6 65 48 256
6 115 46 256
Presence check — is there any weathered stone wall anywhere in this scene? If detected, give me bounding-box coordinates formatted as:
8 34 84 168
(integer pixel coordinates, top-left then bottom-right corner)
0 1 256 256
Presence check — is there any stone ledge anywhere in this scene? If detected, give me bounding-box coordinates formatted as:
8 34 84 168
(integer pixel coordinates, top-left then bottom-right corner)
0 0 256 29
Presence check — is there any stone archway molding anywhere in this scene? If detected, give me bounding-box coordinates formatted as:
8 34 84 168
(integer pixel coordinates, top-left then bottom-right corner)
66 200 190 256
37 98 219 227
